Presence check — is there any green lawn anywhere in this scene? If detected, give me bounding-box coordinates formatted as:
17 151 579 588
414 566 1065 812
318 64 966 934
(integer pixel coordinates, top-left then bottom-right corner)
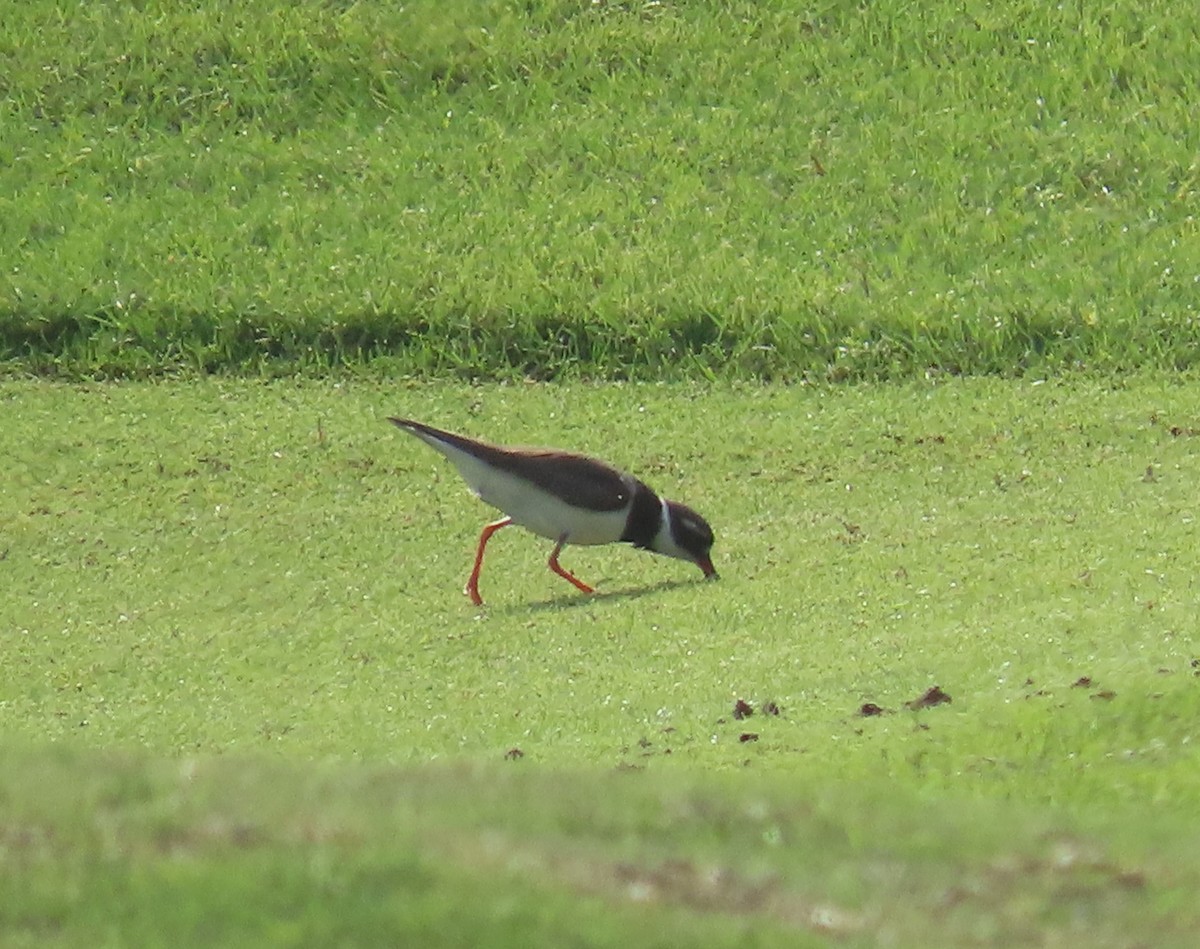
4 748 1197 948
3 0 1199 378
4 375 1199 944
4 0 1199 942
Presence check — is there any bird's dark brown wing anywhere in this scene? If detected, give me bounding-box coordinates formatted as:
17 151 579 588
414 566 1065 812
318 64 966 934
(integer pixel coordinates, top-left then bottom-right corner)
494 448 635 512
390 418 635 512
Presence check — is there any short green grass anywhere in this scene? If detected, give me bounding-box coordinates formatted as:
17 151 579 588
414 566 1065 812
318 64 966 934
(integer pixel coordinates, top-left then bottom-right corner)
3 0 1199 378
3 748 1197 948
4 1 1200 941
3 376 1199 944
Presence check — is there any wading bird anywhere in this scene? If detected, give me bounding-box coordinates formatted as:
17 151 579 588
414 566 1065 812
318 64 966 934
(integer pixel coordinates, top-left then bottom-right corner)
390 418 718 605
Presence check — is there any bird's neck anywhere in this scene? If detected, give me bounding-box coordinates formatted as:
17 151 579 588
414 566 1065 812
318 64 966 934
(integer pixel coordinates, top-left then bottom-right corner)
619 481 663 549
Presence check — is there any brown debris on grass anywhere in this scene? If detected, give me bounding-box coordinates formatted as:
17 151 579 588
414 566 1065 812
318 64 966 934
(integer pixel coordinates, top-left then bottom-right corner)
906 686 952 710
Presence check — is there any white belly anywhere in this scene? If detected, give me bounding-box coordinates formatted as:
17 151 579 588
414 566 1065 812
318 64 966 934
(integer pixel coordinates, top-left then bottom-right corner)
439 445 629 545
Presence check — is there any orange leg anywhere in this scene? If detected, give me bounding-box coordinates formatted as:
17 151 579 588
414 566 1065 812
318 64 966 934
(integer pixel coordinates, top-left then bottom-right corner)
548 536 594 595
464 517 512 606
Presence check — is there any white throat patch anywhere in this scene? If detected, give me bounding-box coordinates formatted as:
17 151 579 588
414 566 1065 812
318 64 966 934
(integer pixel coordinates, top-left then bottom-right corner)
653 498 688 562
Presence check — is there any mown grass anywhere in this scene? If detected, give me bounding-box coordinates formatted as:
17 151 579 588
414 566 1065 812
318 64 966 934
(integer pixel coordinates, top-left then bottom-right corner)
3 0 1199 378
4 375 1200 943
4 748 1198 948
4 1 1200 939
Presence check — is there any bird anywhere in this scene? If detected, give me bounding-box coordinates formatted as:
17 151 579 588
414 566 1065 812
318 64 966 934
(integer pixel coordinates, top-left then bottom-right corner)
389 417 718 605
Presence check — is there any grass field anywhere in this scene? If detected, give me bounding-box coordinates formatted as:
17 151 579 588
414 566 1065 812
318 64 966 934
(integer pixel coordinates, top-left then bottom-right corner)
3 0 1199 378
4 748 1198 947
4 0 1200 944
4 375 1200 944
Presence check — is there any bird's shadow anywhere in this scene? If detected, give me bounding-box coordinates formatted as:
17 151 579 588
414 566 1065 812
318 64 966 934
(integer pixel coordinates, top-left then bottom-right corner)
511 576 700 614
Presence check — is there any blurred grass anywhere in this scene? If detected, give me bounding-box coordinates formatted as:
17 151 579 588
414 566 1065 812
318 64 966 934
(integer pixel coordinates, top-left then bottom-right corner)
2 0 1198 379
2 747 1199 947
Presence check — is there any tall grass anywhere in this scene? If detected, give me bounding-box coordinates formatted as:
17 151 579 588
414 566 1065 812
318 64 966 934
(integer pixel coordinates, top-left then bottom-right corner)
2 0 1198 378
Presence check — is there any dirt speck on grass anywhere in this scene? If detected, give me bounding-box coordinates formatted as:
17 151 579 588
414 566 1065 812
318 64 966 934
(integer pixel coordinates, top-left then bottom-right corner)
732 699 754 720
859 702 886 717
905 686 952 710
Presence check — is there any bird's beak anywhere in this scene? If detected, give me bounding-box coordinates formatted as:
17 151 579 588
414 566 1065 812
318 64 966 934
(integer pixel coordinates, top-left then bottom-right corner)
698 558 719 580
